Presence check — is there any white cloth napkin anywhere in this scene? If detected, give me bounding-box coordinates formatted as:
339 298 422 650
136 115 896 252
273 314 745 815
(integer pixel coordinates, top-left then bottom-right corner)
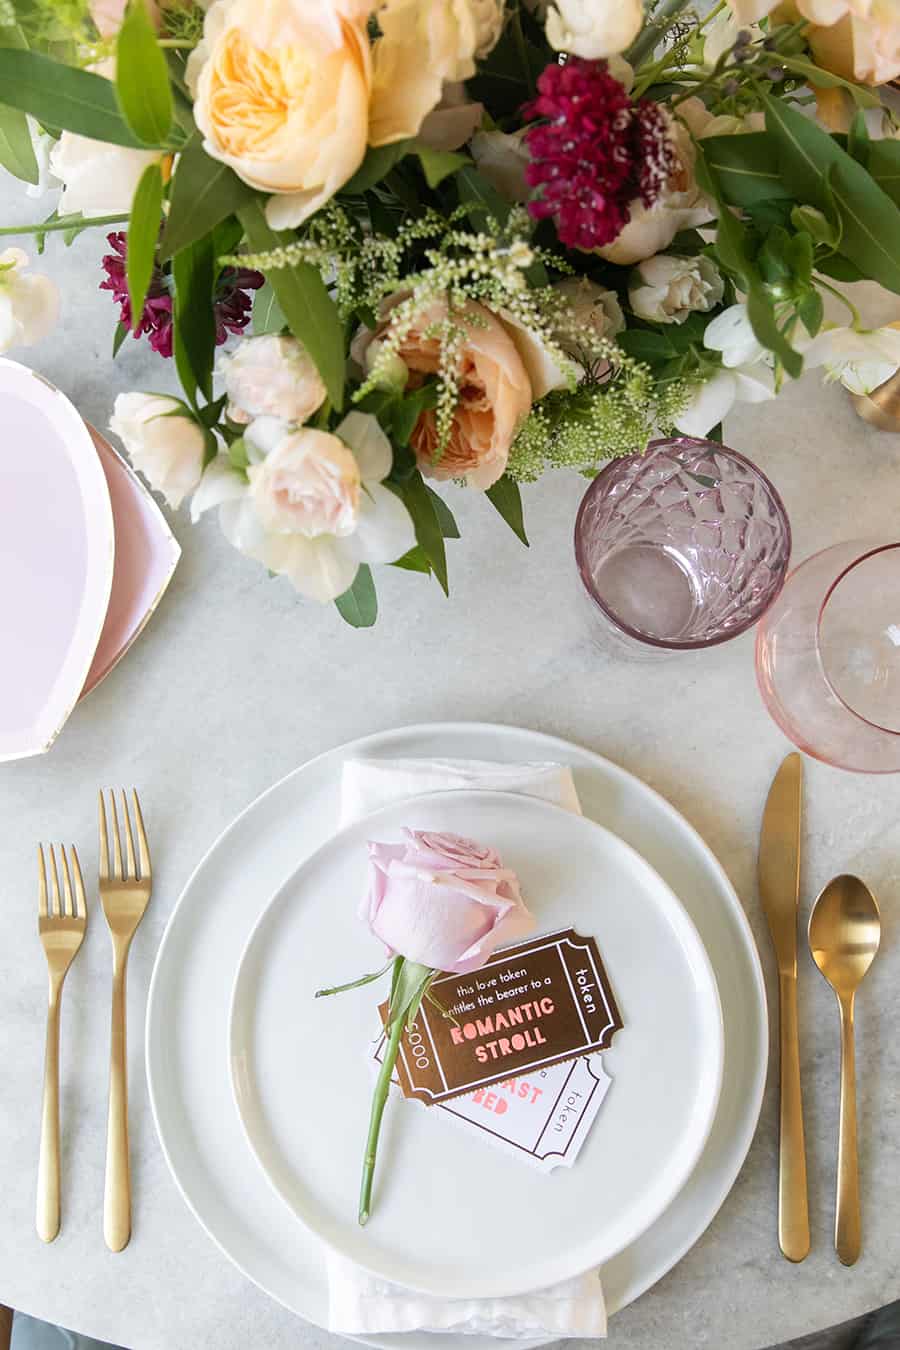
327 755 606 1339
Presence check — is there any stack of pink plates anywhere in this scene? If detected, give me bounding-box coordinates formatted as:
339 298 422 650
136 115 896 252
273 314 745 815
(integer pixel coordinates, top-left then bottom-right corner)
0 359 180 762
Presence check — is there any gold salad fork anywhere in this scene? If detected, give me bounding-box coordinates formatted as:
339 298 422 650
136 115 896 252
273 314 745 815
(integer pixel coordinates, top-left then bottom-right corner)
98 790 151 1252
37 844 87 1243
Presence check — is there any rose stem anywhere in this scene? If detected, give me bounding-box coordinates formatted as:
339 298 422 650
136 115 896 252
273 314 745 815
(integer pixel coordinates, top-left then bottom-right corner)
359 1011 406 1226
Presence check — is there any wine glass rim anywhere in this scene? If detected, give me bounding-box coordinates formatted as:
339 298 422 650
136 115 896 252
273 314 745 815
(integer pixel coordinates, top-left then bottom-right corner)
574 438 793 651
817 540 900 738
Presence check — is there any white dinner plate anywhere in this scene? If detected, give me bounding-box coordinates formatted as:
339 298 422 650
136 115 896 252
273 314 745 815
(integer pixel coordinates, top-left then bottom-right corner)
0 360 114 761
146 723 767 1350
230 790 724 1299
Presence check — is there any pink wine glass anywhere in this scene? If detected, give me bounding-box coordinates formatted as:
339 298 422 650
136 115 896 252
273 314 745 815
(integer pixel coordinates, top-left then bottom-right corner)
756 541 900 772
575 437 791 654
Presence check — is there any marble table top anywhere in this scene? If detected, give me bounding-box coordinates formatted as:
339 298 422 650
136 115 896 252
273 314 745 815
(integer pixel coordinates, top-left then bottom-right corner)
2 173 900 1350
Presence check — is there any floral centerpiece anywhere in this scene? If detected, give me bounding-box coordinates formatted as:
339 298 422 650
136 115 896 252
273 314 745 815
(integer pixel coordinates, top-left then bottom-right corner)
2 0 900 624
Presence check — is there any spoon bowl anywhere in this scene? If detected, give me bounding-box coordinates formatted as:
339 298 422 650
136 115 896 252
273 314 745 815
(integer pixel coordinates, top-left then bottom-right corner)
809 875 881 1000
808 873 881 1266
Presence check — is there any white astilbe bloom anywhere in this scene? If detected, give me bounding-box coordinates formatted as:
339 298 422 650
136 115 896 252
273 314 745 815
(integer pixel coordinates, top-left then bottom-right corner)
191 412 416 602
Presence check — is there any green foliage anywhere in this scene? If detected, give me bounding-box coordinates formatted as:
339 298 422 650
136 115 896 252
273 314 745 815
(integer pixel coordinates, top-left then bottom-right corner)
0 102 37 182
172 234 216 406
161 133 254 261
125 162 163 337
252 281 286 335
486 475 528 547
0 49 147 145
115 0 173 145
238 198 345 409
398 471 450 596
335 564 377 628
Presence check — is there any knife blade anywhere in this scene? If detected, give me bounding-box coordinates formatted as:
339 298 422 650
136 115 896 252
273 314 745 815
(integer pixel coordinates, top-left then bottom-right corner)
759 752 810 1262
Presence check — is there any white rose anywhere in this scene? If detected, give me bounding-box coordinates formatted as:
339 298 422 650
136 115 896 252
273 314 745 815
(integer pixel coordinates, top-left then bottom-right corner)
218 334 326 427
629 254 724 325
470 128 531 203
545 0 643 57
553 276 624 380
48 58 165 215
596 118 713 266
675 363 776 438
0 248 59 354
191 412 416 602
110 393 206 509
801 323 900 395
703 304 766 368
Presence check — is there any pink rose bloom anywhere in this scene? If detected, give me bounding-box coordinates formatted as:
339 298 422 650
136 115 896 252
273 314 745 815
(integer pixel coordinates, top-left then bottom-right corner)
362 830 535 975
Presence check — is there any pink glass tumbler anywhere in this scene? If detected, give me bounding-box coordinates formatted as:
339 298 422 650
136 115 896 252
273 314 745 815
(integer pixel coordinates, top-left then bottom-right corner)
575 438 792 653
756 541 900 772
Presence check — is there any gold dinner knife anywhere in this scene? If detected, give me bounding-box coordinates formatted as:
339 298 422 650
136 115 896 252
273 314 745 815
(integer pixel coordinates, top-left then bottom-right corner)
759 752 810 1262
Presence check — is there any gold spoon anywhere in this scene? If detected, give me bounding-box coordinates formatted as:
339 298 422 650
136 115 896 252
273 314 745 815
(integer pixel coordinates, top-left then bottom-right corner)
808 875 881 1266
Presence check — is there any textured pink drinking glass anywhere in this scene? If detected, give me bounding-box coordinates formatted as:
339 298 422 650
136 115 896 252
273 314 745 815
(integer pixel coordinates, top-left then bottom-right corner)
756 541 900 773
575 437 792 654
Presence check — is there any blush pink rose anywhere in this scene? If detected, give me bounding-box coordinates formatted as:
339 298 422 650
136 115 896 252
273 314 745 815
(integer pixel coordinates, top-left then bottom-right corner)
362 829 535 975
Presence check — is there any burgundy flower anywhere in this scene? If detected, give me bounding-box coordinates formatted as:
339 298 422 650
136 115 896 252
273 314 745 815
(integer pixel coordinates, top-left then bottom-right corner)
100 232 264 359
523 58 676 252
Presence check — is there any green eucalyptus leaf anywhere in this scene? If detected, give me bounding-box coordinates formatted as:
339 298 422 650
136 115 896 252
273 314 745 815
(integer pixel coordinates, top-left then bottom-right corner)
0 101 37 182
485 474 528 546
116 0 173 145
252 280 286 335
238 198 345 409
0 50 146 146
112 319 129 358
335 564 378 628
758 225 793 284
847 108 870 166
762 92 900 295
125 162 164 339
797 288 824 338
777 55 882 108
160 132 255 260
791 204 837 247
698 133 789 208
401 470 449 596
456 165 510 224
866 138 900 209
425 484 460 539
391 382 438 448
746 286 803 379
616 329 678 364
788 230 814 285
172 233 216 406
392 545 431 574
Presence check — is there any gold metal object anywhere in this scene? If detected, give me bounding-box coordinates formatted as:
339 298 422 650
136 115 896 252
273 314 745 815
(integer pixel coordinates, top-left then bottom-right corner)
852 367 900 432
759 753 810 1263
808 875 881 1267
98 789 151 1253
36 844 87 1243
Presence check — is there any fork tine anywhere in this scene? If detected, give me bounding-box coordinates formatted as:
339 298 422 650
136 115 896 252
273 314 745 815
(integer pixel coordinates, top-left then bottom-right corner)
70 846 86 921
108 790 123 880
48 845 61 918
38 845 48 918
121 789 136 880
132 790 150 880
60 848 74 918
99 790 110 881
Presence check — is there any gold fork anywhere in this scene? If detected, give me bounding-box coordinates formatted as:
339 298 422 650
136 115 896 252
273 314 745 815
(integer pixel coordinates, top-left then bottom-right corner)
98 790 151 1252
36 844 87 1243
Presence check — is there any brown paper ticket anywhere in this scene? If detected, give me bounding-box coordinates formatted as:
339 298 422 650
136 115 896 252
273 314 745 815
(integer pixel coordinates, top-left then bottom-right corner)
378 928 623 1105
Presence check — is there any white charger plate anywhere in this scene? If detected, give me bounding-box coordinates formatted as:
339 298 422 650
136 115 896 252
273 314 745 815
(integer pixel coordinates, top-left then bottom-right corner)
230 790 724 1299
146 723 767 1350
0 360 114 760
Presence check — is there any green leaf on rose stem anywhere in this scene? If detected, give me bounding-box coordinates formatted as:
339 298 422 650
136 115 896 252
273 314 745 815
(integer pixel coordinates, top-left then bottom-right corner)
847 109 870 167
172 233 216 406
334 564 378 628
866 138 900 209
341 140 414 195
797 287 824 338
115 0 173 145
698 134 791 209
390 381 438 448
392 545 432 574
0 101 37 183
237 198 345 410
761 92 900 296
160 132 255 261
401 470 449 596
387 958 434 1026
252 280 286 335
616 328 679 365
112 319 129 358
414 144 469 189
707 423 723 444
456 165 511 226
776 55 882 109
125 161 164 340
0 50 147 147
425 484 460 539
485 474 529 547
